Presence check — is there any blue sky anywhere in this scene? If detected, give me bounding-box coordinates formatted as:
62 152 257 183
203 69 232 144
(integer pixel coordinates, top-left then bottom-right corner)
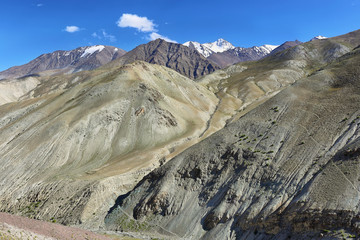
1 0 360 71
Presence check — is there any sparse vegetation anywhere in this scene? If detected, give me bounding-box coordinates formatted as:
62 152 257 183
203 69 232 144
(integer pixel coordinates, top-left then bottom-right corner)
270 106 279 112
115 214 151 232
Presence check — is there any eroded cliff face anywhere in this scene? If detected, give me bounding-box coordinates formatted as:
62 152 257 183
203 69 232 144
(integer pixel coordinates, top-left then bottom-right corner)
105 40 360 239
0 61 218 227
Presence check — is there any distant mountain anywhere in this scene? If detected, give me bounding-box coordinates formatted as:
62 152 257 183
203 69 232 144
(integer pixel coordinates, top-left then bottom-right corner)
0 45 126 80
184 38 235 57
183 38 278 68
270 40 303 55
113 39 220 79
311 35 327 41
208 44 278 68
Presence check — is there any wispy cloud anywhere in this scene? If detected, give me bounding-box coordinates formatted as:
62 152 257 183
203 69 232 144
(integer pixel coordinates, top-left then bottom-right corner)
102 30 116 42
36 3 43 7
64 26 80 33
149 32 177 43
117 13 176 43
117 13 156 32
92 30 117 42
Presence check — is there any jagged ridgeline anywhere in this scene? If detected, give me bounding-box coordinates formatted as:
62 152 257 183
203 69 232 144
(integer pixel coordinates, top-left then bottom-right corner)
0 29 360 240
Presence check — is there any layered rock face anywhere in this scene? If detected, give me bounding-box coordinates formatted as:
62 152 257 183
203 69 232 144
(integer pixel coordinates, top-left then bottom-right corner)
105 31 360 239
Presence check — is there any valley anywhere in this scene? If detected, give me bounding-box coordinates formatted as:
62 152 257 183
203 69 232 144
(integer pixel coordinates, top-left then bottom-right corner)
0 28 359 239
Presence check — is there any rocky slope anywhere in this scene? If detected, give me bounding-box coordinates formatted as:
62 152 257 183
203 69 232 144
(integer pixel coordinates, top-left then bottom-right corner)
111 39 220 79
269 40 303 55
104 30 360 239
0 61 218 230
0 45 126 80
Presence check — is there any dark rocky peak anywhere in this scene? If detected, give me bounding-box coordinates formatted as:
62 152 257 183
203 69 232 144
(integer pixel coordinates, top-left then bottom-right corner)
116 39 220 79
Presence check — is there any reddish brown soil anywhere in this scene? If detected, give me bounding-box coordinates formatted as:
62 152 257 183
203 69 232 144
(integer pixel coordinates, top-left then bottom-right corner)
0 212 115 240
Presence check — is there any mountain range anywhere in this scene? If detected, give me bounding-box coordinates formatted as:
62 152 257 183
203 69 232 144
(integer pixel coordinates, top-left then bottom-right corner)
184 38 279 67
0 37 317 80
0 29 359 240
0 45 126 80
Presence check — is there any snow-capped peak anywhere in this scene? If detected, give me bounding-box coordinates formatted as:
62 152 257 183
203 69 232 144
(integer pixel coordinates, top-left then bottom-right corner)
184 41 215 57
80 45 105 58
203 38 235 53
311 35 327 41
257 44 279 54
183 38 235 57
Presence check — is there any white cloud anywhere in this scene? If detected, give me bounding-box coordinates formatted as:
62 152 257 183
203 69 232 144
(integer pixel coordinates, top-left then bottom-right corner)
92 32 99 38
149 32 177 43
117 13 177 43
65 26 80 33
117 13 155 32
37 3 43 7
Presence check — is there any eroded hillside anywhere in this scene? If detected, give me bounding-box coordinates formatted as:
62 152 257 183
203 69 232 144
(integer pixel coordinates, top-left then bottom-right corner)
104 32 360 239
0 29 360 240
0 61 218 228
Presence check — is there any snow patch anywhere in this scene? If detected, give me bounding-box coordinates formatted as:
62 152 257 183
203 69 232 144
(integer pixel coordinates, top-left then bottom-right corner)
257 44 279 54
184 39 278 57
80 45 105 58
311 35 327 41
184 41 214 57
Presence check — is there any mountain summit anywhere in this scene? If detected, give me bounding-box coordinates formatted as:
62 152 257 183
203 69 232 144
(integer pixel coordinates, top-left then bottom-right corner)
184 38 235 57
311 35 328 41
202 38 236 53
111 39 220 79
